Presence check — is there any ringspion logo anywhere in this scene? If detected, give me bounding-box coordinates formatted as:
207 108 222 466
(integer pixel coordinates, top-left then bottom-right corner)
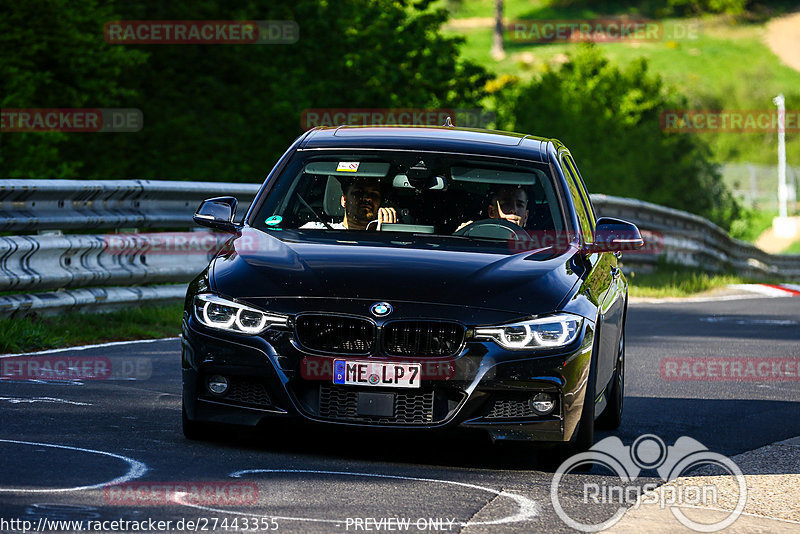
551 434 746 532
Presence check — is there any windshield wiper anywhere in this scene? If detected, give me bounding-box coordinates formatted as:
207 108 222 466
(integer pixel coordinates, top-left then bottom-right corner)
297 194 333 230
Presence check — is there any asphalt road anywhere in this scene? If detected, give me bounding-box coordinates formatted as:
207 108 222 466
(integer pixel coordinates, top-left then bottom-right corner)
0 296 798 533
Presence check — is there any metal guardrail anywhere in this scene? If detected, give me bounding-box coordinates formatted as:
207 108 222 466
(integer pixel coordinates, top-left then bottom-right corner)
0 232 228 292
0 285 188 317
0 179 259 232
0 180 798 317
592 195 800 279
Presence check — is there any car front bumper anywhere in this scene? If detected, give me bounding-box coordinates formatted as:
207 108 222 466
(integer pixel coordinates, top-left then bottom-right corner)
181 310 595 443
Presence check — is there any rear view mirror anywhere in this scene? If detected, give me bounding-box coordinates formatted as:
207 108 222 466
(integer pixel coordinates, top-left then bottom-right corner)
392 174 447 190
193 196 240 233
587 217 644 253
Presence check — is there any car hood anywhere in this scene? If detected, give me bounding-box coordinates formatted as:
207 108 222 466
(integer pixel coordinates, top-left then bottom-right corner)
210 228 580 315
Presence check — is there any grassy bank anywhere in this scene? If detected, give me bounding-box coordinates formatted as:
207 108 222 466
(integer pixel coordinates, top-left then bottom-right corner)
627 268 762 298
0 303 183 354
783 239 800 254
441 1 800 165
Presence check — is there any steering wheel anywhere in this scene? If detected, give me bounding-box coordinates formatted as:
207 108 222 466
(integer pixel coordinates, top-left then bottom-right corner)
453 218 529 241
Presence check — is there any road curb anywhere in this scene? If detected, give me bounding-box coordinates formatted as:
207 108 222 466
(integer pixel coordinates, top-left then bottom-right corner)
604 435 800 532
630 284 800 304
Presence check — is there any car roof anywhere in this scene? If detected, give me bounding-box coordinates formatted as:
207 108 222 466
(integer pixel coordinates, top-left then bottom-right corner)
299 126 551 163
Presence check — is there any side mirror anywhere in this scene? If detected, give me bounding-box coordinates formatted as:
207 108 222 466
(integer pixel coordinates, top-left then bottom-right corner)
586 217 644 253
193 196 240 233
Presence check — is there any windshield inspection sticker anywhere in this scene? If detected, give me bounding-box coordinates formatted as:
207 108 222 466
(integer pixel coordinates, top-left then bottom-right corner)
264 215 282 226
336 161 360 172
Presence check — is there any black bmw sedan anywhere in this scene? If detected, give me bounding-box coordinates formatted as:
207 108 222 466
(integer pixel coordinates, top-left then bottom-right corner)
182 125 643 453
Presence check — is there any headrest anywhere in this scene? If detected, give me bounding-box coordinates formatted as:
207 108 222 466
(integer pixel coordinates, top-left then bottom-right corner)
324 176 344 217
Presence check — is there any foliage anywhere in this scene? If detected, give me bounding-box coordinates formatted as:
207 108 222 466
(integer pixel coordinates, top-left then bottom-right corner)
495 43 741 228
727 208 776 242
0 0 146 178
1 0 490 181
666 0 749 16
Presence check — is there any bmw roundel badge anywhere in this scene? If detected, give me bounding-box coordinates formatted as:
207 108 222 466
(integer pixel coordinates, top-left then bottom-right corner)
370 302 393 317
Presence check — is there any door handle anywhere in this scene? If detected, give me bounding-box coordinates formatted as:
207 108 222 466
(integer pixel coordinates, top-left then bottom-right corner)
610 266 620 279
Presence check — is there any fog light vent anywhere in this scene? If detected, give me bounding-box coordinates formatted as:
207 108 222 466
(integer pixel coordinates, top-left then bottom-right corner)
207 375 229 395
530 392 555 415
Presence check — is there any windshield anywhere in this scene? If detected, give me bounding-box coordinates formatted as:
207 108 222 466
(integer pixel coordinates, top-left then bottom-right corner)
252 150 568 254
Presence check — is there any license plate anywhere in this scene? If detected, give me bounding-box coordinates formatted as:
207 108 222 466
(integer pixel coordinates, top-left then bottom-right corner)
333 360 421 388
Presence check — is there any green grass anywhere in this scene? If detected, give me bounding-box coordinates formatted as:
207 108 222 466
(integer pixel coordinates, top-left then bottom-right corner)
441 1 800 165
439 0 673 20
627 268 760 297
782 239 800 254
729 209 777 242
0 303 183 354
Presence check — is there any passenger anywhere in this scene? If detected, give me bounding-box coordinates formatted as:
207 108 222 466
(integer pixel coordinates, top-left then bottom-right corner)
302 178 397 230
457 185 529 231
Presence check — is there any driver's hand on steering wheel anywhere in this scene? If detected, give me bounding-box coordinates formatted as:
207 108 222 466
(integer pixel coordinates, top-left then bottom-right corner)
376 207 397 230
455 220 473 232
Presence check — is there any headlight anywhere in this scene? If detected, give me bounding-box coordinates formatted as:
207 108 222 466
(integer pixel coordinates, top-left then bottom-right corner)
474 313 582 350
193 294 287 335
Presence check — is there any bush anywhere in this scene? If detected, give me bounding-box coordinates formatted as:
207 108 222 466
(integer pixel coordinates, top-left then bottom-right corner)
494 44 741 229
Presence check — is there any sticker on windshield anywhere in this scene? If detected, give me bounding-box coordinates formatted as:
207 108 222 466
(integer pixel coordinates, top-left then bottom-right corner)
264 215 283 226
336 161 360 172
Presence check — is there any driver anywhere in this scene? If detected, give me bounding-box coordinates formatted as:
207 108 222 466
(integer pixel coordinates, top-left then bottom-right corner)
302 178 397 230
457 185 529 231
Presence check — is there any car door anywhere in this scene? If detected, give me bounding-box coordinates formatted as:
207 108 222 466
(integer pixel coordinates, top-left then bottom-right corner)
561 153 624 408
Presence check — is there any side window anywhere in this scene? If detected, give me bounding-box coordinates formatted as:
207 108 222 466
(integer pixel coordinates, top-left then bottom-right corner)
560 155 593 243
564 155 597 226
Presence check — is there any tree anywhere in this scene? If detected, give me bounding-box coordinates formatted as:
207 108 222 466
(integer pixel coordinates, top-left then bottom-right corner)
0 0 145 177
12 0 490 181
496 44 740 228
490 0 505 60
